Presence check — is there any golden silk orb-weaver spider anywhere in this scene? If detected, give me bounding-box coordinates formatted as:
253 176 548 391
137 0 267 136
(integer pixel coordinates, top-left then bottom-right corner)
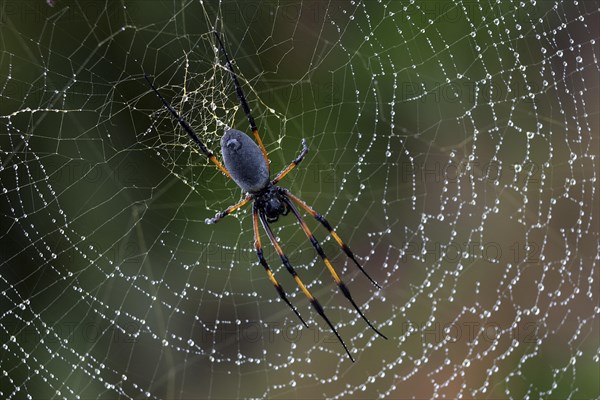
145 32 387 361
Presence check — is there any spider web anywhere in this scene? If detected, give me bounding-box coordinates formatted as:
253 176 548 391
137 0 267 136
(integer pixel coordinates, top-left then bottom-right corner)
1 1 598 398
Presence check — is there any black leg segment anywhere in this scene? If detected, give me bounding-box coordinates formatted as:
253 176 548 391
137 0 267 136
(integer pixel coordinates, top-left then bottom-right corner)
145 75 231 179
283 196 387 339
258 209 354 362
285 191 382 289
252 204 308 327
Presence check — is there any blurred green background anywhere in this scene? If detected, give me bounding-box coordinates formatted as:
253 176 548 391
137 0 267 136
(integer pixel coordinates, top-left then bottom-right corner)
1 1 598 398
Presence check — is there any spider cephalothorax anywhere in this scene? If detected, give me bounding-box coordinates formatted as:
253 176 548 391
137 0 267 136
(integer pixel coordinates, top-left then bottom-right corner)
255 185 289 223
145 31 386 362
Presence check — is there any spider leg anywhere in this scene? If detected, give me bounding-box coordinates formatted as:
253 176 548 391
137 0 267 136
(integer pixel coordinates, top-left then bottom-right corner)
213 32 269 171
283 197 387 339
271 139 309 185
285 191 382 289
258 210 354 362
205 195 253 224
252 204 308 328
145 75 231 179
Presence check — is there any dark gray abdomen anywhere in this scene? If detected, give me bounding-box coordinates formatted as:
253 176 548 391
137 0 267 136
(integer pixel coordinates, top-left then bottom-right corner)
221 129 270 193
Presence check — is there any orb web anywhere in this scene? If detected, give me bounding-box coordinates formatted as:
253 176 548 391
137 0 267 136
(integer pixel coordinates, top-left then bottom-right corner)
0 1 598 398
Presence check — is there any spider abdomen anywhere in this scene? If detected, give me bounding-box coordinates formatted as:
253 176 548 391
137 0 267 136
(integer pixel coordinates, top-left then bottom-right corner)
220 129 269 193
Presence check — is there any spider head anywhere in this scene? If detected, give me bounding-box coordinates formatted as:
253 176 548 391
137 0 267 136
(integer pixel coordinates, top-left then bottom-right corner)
265 196 288 223
258 186 289 223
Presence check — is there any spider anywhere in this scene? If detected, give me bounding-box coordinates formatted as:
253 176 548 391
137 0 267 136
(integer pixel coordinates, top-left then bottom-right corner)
144 32 386 361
